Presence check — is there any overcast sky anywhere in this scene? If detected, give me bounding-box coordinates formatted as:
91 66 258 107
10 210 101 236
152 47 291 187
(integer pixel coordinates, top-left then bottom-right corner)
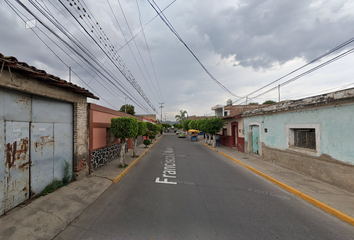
1 0 354 121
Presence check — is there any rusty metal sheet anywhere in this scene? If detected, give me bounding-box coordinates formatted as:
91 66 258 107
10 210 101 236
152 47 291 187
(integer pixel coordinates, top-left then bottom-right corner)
4 121 30 212
32 96 73 123
54 123 73 180
0 88 31 121
30 123 54 195
0 120 5 214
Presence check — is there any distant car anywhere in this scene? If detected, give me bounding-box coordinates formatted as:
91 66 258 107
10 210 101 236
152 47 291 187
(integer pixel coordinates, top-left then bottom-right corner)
178 132 185 138
175 130 180 135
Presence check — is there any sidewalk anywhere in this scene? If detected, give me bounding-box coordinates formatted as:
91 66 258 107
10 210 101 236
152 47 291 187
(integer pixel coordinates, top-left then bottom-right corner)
200 139 354 226
0 136 161 240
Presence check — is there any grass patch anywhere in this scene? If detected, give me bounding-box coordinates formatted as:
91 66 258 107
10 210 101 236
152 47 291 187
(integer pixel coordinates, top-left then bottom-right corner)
41 179 63 196
119 164 129 168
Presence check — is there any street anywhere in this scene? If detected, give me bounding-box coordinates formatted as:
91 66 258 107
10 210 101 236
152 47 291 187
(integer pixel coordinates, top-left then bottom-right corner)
55 133 354 240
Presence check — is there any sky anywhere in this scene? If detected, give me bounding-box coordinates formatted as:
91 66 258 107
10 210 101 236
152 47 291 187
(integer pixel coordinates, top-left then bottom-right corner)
1 0 354 121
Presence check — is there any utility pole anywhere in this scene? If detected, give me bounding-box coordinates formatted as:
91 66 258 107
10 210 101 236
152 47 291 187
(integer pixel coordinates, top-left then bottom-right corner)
125 97 127 116
278 85 280 102
159 102 164 123
69 67 71 83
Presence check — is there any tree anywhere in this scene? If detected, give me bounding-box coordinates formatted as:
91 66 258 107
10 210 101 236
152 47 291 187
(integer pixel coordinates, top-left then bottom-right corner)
188 120 198 130
173 123 182 129
156 124 163 134
146 122 157 142
248 102 259 105
119 104 135 116
183 119 191 131
132 121 146 157
199 118 211 144
162 123 171 129
143 139 151 148
111 117 138 167
208 117 224 147
175 110 187 124
263 100 277 104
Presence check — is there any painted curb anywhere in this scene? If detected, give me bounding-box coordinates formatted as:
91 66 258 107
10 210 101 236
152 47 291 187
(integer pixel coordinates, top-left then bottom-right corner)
201 142 354 227
113 135 162 184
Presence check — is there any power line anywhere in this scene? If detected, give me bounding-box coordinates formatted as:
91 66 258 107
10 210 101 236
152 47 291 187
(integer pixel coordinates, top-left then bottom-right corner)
59 0 158 113
146 0 241 98
19 0 153 112
135 0 164 102
238 46 354 104
234 35 354 103
117 0 177 52
107 0 161 103
5 0 119 110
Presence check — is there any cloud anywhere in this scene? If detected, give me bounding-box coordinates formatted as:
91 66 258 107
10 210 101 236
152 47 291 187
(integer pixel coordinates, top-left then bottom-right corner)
187 0 354 70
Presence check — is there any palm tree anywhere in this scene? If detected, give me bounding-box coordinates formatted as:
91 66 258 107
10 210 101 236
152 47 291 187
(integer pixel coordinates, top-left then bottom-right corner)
175 110 187 125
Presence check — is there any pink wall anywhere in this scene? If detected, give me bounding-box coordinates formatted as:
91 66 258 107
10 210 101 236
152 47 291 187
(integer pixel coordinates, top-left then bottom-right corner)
92 128 107 150
93 112 120 124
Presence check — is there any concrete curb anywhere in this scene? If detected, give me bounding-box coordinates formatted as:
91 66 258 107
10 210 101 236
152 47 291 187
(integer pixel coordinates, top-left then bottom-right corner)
200 142 354 227
113 135 162 184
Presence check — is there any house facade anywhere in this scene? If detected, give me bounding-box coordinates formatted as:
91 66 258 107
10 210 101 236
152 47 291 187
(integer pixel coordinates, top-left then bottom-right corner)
243 88 354 192
136 114 156 122
89 104 147 172
0 53 97 214
212 101 267 152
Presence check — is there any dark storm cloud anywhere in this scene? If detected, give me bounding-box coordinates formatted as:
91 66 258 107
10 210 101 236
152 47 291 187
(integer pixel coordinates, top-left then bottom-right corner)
190 0 354 69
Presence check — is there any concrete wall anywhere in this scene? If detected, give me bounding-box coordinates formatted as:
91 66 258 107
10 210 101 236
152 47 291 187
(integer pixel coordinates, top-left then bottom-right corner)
244 104 354 192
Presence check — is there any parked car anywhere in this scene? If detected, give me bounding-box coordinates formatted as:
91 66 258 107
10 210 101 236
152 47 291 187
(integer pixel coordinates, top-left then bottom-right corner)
178 132 186 138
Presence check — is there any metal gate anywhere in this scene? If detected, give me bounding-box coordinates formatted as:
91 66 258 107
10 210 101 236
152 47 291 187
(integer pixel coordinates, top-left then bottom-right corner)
0 88 73 214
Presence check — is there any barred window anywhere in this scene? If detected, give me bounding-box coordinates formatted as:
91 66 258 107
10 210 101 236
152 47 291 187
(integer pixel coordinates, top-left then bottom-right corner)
293 129 316 150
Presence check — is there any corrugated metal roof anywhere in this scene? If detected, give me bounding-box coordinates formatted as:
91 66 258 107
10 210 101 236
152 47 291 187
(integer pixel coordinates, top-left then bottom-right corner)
0 53 99 100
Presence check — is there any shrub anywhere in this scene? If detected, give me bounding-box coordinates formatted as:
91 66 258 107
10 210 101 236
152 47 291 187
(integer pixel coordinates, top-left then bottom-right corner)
143 139 151 147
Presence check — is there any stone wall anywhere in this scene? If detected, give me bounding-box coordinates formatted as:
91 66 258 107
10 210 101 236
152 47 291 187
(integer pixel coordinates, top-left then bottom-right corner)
73 102 89 179
91 142 129 172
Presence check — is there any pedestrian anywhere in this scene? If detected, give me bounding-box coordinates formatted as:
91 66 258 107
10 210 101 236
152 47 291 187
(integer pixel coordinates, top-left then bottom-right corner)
215 134 220 147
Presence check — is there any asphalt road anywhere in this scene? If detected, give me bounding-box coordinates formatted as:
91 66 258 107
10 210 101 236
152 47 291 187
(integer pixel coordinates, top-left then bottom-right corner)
55 133 354 240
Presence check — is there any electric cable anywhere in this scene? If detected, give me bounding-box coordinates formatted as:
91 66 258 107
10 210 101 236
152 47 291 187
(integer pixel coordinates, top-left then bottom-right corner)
146 0 241 98
135 0 164 102
59 0 158 113
16 0 154 112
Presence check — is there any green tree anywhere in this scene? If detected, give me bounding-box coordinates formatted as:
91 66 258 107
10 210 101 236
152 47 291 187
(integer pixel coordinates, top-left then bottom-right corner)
248 102 259 105
183 119 191 131
111 117 138 167
207 117 224 147
175 110 187 124
162 123 171 129
173 123 182 129
188 120 198 130
199 118 211 143
132 121 146 157
263 100 276 104
156 124 163 134
120 104 135 116
146 122 157 142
